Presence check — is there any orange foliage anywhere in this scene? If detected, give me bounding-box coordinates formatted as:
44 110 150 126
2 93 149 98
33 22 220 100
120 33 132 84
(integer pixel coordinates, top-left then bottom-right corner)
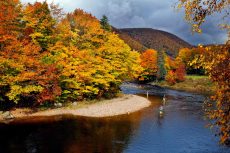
165 70 177 85
164 54 186 84
140 49 158 76
0 0 21 49
0 1 142 105
66 9 105 49
192 45 230 144
177 47 205 68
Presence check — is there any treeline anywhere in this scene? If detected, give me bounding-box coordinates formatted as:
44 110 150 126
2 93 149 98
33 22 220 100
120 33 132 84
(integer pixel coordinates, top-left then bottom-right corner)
139 47 204 85
0 0 142 106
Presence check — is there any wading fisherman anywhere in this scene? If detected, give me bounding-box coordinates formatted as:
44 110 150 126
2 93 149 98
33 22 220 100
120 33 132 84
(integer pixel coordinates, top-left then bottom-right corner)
159 95 166 116
159 105 164 115
162 94 166 105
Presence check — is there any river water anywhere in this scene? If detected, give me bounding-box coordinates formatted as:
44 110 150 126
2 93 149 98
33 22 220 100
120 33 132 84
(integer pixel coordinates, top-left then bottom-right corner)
0 83 229 153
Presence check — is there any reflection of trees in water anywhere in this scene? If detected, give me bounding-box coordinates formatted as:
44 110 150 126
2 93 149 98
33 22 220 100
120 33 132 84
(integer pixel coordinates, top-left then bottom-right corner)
0 91 161 153
0 115 143 153
65 117 137 153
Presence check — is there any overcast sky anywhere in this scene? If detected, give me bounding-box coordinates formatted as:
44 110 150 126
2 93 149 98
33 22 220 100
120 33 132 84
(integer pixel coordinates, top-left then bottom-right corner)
21 0 229 45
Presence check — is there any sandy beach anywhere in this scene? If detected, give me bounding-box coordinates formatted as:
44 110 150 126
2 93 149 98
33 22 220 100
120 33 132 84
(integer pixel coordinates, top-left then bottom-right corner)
0 95 151 121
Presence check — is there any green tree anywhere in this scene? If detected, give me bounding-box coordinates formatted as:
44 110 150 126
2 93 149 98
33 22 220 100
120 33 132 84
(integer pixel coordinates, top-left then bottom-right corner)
157 50 166 80
100 15 112 32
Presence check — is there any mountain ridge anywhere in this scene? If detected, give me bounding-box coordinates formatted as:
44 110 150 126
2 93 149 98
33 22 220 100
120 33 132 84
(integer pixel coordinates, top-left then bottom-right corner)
113 27 193 57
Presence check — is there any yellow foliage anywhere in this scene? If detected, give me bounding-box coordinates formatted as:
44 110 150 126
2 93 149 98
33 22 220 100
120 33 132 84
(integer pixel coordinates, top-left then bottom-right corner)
6 85 43 103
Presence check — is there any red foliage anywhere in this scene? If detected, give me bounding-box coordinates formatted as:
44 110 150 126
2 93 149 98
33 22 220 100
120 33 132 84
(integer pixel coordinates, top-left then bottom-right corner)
175 64 186 82
0 0 21 47
37 65 62 103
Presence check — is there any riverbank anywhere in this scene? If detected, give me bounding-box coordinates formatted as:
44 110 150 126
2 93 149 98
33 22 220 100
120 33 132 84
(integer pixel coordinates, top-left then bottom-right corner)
151 75 216 95
0 94 151 122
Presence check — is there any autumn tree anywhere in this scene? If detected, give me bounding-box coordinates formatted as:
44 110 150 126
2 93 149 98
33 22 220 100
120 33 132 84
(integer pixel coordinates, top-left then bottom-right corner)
165 55 176 71
176 48 192 64
22 2 56 50
190 45 230 144
165 70 177 85
0 2 142 106
177 0 230 33
66 9 106 50
175 64 186 82
0 0 43 104
139 49 158 81
0 0 21 50
164 54 186 85
177 48 205 74
0 1 63 105
177 0 230 144
40 8 142 101
0 0 142 109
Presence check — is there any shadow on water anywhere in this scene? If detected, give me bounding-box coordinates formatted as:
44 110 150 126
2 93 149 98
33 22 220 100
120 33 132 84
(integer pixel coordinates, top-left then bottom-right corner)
0 117 139 153
0 82 229 153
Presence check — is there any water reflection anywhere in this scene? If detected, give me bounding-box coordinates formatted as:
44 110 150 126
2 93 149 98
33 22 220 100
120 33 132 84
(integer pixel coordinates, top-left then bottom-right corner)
0 83 229 153
157 112 164 128
0 115 143 153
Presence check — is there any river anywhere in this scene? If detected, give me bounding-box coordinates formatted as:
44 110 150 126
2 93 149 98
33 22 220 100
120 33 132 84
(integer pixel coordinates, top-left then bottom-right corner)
0 83 229 153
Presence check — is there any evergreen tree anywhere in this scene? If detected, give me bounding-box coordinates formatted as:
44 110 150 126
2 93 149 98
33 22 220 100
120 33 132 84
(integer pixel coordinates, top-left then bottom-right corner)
157 50 166 80
100 15 111 32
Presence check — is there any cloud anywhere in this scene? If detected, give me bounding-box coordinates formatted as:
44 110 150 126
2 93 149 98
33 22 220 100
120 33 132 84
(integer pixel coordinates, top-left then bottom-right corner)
21 0 228 45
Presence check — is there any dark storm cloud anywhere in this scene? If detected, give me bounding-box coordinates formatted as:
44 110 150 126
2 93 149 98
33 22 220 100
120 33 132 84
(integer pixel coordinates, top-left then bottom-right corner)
21 0 228 45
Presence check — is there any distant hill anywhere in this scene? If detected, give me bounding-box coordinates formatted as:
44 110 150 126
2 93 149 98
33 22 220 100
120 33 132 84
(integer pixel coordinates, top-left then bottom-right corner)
113 27 148 52
114 28 192 57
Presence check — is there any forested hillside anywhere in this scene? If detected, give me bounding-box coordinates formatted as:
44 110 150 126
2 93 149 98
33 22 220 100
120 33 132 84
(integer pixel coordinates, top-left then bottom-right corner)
113 27 147 52
117 28 192 56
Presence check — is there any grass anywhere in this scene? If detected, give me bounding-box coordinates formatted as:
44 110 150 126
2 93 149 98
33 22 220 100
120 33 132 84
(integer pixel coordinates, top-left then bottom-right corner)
154 75 216 95
185 75 209 80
